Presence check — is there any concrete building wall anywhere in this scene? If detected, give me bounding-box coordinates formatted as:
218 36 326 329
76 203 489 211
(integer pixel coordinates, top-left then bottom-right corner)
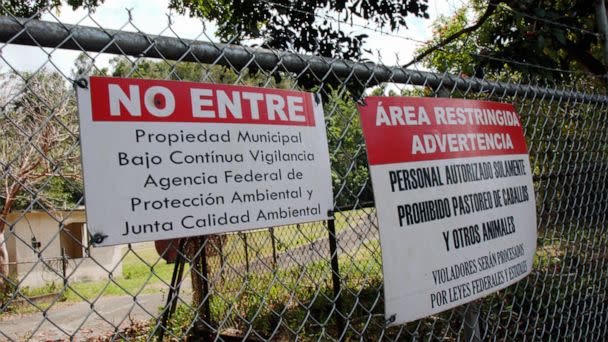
5 210 122 289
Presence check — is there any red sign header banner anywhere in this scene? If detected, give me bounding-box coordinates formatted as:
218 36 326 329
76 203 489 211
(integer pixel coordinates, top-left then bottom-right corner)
358 97 528 165
89 76 316 126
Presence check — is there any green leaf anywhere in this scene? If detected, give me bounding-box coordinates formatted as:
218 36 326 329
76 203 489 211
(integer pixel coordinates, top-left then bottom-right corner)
537 35 545 49
534 8 546 18
554 30 567 45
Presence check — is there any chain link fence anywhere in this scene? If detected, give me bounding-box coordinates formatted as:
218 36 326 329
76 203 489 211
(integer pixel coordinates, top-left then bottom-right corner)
0 5 607 341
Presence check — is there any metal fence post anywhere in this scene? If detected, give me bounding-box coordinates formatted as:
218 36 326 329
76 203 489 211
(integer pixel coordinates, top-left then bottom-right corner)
199 237 212 326
270 227 277 267
327 211 346 336
463 301 481 342
218 236 225 281
192 236 213 339
60 248 67 287
242 233 250 274
157 239 186 342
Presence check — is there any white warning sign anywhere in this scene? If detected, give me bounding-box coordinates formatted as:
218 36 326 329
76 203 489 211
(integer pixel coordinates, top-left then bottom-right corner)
76 76 333 246
359 96 537 325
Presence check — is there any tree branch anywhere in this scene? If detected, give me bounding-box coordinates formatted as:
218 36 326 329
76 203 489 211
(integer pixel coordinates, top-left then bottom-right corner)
594 0 608 68
0 185 19 234
562 44 608 83
403 0 499 69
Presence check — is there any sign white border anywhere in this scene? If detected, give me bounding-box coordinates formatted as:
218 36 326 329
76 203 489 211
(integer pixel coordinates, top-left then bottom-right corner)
76 77 333 246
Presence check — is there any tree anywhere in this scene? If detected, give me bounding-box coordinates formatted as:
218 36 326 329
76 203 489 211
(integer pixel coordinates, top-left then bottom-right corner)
168 0 429 60
0 71 80 292
417 2 608 228
1 0 429 61
72 52 109 78
414 7 479 76
325 87 372 208
410 0 607 86
0 0 102 17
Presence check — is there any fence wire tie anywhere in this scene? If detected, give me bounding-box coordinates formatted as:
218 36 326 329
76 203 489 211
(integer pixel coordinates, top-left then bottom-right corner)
385 314 396 325
90 233 108 245
356 96 367 106
75 78 88 89
314 92 322 105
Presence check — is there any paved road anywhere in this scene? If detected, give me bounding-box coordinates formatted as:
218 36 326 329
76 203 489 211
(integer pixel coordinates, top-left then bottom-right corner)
0 290 193 341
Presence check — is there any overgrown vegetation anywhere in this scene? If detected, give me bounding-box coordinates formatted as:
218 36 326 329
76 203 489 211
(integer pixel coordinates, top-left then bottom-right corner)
2 209 369 308
146 230 605 341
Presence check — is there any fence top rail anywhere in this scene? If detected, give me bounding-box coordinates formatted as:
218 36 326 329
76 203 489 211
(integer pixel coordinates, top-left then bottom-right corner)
1 15 607 105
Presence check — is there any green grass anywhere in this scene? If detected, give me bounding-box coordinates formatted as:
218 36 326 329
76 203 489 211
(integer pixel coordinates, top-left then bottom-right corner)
210 208 373 266
20 282 63 298
63 246 178 301
12 246 177 304
7 208 377 317
157 237 384 340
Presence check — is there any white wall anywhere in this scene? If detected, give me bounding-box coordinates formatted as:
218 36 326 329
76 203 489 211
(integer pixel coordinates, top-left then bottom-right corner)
5 210 123 289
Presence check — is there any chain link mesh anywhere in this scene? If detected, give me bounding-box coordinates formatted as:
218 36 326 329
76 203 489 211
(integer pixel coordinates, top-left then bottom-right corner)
0 5 607 341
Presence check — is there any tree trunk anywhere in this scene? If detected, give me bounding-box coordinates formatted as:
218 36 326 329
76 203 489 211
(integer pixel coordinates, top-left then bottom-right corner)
0 189 18 294
0 206 11 295
185 239 203 305
0 230 9 295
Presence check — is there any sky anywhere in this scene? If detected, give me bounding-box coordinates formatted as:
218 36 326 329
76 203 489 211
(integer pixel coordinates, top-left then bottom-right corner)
0 0 462 78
